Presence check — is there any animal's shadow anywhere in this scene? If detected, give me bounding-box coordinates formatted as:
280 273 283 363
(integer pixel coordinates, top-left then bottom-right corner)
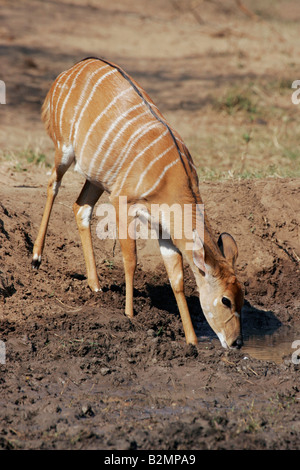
145 283 282 342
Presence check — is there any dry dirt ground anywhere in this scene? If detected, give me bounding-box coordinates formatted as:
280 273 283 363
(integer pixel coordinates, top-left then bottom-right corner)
0 0 299 451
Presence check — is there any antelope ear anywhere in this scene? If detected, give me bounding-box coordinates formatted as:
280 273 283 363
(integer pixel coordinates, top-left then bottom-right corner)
217 232 238 268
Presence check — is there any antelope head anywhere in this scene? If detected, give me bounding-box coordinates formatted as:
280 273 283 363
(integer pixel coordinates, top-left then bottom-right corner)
192 232 244 349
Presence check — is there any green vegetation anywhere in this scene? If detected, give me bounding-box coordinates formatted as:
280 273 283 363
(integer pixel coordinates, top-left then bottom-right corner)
213 87 259 117
0 147 51 172
186 79 300 181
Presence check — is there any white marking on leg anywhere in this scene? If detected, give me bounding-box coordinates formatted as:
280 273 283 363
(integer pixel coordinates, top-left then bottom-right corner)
159 239 180 257
174 271 183 287
52 180 61 196
78 206 92 228
33 253 41 262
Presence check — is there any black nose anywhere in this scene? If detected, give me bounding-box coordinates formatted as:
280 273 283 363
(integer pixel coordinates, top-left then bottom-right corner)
231 335 243 349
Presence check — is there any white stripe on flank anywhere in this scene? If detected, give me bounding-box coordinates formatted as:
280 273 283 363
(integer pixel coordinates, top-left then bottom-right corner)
68 63 110 142
135 143 174 194
116 129 169 196
51 70 68 141
98 110 152 182
179 150 197 172
54 61 83 138
74 68 118 144
175 135 185 146
140 158 180 198
84 87 133 175
172 134 198 175
93 103 146 179
59 59 95 135
106 120 161 186
136 84 159 110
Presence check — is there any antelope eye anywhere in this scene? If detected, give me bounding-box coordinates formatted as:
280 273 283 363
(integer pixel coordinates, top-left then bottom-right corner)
222 297 232 308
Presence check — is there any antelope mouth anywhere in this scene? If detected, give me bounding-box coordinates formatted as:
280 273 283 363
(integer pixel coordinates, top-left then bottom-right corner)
230 335 243 349
217 332 243 349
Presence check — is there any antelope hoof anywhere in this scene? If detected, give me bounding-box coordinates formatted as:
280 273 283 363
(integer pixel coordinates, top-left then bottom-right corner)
125 310 134 319
186 336 198 346
88 282 102 293
93 287 102 293
32 254 42 270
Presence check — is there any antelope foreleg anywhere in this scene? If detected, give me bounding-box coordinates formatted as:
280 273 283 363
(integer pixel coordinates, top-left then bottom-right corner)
32 167 61 268
159 238 198 345
73 180 103 292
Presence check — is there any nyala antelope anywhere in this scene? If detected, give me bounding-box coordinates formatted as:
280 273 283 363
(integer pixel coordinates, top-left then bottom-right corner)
32 57 244 349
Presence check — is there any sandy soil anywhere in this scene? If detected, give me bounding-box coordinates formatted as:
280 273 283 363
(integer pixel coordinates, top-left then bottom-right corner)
0 0 299 450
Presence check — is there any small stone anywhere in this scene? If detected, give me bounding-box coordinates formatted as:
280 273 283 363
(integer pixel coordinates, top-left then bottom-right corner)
81 404 95 417
147 329 156 337
100 367 110 376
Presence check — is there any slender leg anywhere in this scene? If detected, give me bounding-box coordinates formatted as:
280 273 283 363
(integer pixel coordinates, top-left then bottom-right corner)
120 236 137 318
32 148 71 268
73 180 104 292
159 238 198 345
113 198 137 317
